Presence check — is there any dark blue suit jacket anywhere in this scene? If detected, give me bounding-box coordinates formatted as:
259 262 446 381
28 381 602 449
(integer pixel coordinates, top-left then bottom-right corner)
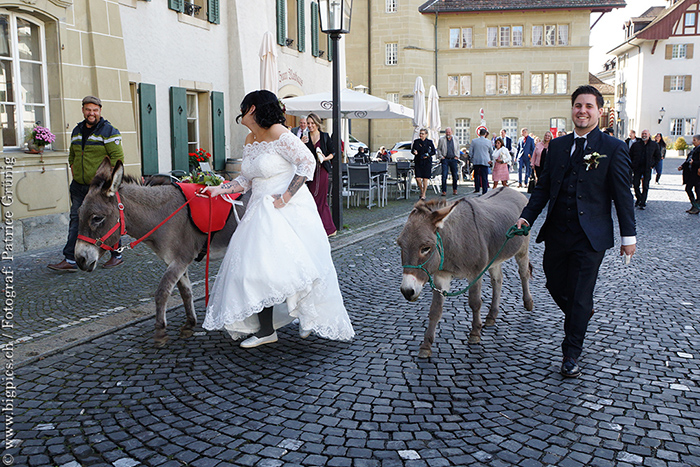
517 135 535 160
520 128 636 252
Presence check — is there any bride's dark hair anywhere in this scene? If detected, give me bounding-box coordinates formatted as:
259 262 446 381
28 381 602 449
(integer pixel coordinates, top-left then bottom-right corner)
236 90 286 128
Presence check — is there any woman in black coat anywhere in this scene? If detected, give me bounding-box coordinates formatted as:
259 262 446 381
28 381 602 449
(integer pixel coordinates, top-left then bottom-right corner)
411 128 436 200
303 112 336 235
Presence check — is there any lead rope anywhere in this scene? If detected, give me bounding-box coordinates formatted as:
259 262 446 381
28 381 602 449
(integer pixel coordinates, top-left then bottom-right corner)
403 224 531 297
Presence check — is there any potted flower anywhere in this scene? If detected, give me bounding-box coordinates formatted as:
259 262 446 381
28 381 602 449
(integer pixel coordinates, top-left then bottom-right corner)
188 148 212 172
25 125 56 154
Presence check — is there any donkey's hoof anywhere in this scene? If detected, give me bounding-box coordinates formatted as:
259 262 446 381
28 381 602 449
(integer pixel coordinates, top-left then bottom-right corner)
417 348 432 358
179 327 194 338
524 298 534 311
468 334 481 344
484 317 496 326
154 332 169 347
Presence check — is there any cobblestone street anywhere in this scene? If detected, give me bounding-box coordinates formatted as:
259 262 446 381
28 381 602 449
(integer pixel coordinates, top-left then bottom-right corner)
5 159 700 467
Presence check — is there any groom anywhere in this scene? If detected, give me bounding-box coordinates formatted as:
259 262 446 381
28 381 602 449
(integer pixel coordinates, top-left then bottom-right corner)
516 85 636 378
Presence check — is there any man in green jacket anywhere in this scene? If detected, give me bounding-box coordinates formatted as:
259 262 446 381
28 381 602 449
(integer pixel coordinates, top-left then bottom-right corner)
48 96 125 271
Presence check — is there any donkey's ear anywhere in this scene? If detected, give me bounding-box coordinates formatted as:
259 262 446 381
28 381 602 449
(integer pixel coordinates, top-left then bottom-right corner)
431 200 461 230
94 156 113 181
104 160 124 197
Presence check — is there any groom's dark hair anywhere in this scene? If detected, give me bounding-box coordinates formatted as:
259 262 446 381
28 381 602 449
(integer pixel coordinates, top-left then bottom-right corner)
571 85 604 109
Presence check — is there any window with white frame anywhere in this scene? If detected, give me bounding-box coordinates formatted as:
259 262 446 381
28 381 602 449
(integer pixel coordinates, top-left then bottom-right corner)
448 75 471 96
498 74 509 94
487 27 497 47
556 73 568 94
670 75 686 91
672 44 688 59
513 26 523 46
386 0 397 13
490 73 522 95
545 25 556 46
531 72 564 94
186 92 200 154
454 118 470 143
0 11 49 148
557 24 569 46
510 74 522 95
685 12 696 27
485 74 497 95
386 92 399 104
502 118 518 140
532 25 543 46
671 117 696 136
449 28 472 48
385 42 398 65
462 28 472 48
550 118 567 133
499 27 510 47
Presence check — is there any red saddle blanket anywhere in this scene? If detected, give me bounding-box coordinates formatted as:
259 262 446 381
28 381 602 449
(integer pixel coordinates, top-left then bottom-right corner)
175 183 240 234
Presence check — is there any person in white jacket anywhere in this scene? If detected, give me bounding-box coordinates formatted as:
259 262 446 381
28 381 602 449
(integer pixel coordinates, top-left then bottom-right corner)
491 137 511 188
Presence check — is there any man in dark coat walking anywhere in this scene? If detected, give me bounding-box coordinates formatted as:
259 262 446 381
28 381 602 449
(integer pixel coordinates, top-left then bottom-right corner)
629 129 661 209
679 135 700 214
516 85 636 378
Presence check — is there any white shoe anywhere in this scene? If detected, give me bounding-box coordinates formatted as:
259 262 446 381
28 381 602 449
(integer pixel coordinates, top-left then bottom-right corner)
240 331 278 348
300 328 312 339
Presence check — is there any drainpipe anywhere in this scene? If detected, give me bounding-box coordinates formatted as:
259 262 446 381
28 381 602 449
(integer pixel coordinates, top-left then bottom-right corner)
434 10 438 91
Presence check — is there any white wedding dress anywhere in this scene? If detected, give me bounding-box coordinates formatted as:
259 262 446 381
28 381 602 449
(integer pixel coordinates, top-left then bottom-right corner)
203 131 354 342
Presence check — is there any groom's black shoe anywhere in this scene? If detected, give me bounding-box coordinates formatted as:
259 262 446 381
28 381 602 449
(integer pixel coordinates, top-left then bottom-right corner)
560 357 581 378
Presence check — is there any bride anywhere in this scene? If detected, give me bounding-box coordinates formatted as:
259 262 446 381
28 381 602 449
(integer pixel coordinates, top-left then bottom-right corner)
201 90 354 348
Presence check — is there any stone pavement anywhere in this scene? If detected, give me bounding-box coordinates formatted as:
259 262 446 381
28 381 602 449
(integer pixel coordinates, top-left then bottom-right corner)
4 158 700 467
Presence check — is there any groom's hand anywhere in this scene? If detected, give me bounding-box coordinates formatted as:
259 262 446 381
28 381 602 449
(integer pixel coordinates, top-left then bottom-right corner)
516 218 530 229
621 244 636 257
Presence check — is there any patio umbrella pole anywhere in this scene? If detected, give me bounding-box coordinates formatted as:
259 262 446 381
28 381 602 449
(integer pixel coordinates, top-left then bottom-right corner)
331 32 343 231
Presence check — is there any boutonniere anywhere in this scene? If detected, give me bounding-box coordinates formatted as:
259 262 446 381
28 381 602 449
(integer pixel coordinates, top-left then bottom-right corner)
583 152 606 171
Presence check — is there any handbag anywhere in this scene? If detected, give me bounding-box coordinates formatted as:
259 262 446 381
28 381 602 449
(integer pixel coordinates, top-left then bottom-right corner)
527 178 536 193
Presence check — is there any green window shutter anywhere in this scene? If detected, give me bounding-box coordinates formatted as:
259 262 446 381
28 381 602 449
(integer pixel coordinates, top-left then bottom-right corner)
211 91 226 171
169 87 188 172
311 2 319 57
168 0 184 12
138 83 159 176
207 0 220 24
297 0 306 52
277 0 286 46
327 33 333 61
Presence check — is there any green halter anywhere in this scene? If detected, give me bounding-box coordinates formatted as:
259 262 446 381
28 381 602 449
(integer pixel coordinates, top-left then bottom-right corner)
403 224 530 297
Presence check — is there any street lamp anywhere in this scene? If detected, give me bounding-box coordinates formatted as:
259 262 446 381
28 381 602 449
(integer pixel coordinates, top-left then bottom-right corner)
658 107 666 124
319 0 353 231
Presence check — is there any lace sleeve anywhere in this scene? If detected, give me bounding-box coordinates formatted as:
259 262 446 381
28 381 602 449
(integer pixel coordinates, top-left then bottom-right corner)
276 132 316 180
233 174 251 192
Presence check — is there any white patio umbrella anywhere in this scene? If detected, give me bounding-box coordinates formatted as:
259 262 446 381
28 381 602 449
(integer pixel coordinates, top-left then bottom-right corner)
426 85 441 143
259 31 278 93
283 88 414 119
412 77 427 140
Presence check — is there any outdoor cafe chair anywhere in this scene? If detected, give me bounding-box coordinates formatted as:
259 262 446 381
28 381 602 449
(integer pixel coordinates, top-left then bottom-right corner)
346 164 380 209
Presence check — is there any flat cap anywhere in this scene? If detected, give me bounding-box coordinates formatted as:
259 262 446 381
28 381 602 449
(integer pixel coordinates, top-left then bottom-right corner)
82 95 102 107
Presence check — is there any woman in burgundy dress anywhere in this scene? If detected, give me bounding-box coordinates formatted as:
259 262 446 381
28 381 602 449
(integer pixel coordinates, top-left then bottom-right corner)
302 113 336 236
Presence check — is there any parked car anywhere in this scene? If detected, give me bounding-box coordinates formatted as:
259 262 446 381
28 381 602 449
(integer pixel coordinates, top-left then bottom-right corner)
389 141 414 162
347 134 368 155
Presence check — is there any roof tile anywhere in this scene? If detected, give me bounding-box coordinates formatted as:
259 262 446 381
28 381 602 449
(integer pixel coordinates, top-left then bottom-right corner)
420 0 627 13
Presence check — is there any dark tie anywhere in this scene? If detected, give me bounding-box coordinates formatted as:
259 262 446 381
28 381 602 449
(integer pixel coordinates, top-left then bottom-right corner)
572 138 585 164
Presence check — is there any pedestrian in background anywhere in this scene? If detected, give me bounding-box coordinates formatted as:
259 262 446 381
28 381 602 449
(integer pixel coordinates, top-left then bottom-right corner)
630 129 661 210
625 130 637 149
471 127 493 194
48 96 125 272
412 128 436 200
557 129 567 138
516 128 535 188
654 133 666 184
678 135 700 214
532 130 552 180
516 85 636 378
291 116 308 138
302 113 336 236
491 137 511 188
437 127 460 196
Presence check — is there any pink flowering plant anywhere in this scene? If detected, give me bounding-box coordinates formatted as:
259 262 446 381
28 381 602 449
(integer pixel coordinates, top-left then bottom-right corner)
27 125 56 148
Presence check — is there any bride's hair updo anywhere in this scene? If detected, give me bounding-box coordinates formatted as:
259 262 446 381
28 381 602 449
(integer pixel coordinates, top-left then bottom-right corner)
236 90 287 128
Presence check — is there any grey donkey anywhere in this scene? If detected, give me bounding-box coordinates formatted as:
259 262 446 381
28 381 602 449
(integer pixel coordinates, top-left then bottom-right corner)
398 187 534 358
75 157 248 346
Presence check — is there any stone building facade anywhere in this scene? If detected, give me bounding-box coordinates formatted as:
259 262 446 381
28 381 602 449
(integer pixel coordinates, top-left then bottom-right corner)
345 0 624 151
